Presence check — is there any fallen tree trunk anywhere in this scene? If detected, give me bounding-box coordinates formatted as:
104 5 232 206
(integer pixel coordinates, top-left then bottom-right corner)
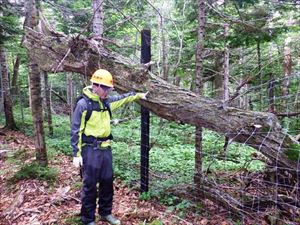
23 28 299 175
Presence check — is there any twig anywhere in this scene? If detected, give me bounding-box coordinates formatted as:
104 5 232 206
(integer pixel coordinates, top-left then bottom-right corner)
75 1 105 39
89 36 121 47
23 208 41 213
106 16 133 31
227 55 281 104
63 195 81 203
206 2 267 34
106 0 141 33
54 48 70 73
51 89 67 103
12 212 25 222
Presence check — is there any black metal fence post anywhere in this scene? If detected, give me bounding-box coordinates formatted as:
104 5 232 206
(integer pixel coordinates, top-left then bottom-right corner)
140 29 151 193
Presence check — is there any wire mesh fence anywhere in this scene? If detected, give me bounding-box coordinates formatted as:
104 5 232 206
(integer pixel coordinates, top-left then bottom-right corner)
0 70 300 224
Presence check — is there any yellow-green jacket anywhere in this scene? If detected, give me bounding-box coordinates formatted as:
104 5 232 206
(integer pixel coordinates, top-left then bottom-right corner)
71 86 144 157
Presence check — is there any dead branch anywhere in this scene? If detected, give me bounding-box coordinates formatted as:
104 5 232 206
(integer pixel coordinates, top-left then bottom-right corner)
50 89 67 103
275 111 300 117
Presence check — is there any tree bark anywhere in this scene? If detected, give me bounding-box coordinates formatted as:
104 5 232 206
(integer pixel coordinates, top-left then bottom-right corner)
28 55 47 166
222 23 230 153
213 52 223 99
11 55 20 95
66 73 73 121
23 28 299 174
43 71 53 137
160 17 169 81
25 0 47 166
92 0 104 38
268 75 275 113
238 48 249 110
92 0 104 71
194 0 206 187
223 23 230 104
0 70 3 113
282 39 292 110
257 40 262 110
0 45 17 130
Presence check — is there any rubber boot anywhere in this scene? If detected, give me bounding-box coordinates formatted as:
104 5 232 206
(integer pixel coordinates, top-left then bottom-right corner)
101 214 121 225
86 222 96 225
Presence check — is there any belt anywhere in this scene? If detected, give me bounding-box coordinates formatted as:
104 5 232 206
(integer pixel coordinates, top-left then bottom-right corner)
82 134 113 142
82 140 111 149
97 139 111 148
82 134 113 149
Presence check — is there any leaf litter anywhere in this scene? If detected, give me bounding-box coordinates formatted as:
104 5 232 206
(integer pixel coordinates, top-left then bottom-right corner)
0 130 238 225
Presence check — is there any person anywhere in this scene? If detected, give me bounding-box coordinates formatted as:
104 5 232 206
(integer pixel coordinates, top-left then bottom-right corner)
71 69 148 225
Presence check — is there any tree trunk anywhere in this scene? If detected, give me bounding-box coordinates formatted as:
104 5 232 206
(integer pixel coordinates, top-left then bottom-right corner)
194 0 205 187
223 23 230 152
67 73 74 122
25 0 47 166
92 0 104 70
23 28 299 175
282 39 292 110
223 23 230 104
28 56 47 166
160 17 169 81
11 55 20 95
43 71 53 137
268 75 275 113
213 52 223 99
92 0 104 38
0 45 17 130
238 48 249 110
0 70 3 113
257 40 262 110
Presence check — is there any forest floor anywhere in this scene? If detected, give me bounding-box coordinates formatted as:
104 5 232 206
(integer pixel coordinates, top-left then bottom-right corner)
0 130 245 225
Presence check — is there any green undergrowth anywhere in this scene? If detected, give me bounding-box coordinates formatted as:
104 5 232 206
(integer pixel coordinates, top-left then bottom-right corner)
8 162 58 185
9 106 73 157
3 106 266 187
285 143 300 161
63 214 164 225
64 215 84 225
2 105 266 218
142 220 164 225
113 116 265 187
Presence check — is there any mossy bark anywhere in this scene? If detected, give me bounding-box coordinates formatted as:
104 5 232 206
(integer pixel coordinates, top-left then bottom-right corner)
23 28 299 175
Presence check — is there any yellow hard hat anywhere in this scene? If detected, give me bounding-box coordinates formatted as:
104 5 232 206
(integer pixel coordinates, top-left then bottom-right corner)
90 69 114 87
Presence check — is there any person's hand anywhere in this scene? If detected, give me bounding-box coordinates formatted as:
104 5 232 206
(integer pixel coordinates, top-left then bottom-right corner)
140 91 149 100
73 156 82 168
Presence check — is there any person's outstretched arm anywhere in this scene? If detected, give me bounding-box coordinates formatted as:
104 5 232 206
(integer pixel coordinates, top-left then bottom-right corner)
107 92 148 111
